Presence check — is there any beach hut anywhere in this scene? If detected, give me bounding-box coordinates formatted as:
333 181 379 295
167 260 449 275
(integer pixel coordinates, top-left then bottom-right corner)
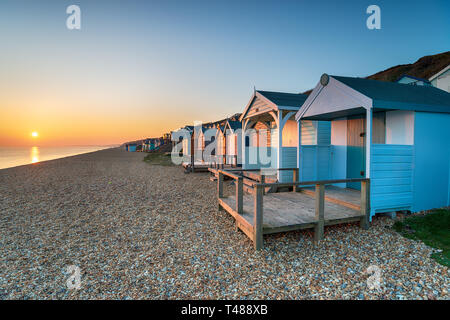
224 120 242 166
295 74 450 218
142 139 150 152
396 75 431 86
181 126 194 158
239 90 330 182
215 125 226 165
429 64 450 92
128 143 137 152
193 125 217 164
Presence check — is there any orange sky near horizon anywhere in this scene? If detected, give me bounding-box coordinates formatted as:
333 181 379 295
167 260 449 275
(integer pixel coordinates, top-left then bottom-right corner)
0 62 235 147
3 1 448 148
0 97 215 147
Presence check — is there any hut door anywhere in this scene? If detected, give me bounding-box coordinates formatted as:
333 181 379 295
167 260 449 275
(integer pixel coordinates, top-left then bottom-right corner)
346 116 366 190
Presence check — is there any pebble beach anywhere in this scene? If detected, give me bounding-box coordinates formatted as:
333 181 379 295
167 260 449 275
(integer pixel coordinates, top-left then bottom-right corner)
0 148 448 300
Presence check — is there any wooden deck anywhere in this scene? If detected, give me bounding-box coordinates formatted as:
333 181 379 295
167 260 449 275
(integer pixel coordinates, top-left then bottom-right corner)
215 169 370 250
220 191 362 234
300 186 361 211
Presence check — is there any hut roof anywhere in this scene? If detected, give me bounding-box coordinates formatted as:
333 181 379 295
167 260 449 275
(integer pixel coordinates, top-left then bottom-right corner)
333 75 450 112
257 90 308 108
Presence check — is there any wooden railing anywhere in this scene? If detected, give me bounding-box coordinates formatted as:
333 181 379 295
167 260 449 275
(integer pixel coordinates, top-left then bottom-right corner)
217 169 370 250
217 169 244 215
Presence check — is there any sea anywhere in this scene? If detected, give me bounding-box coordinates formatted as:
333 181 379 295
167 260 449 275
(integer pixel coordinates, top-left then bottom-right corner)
0 146 114 170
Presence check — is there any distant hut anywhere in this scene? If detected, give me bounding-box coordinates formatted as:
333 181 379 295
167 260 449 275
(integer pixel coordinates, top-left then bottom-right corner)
224 120 242 166
396 74 431 86
128 143 137 152
215 125 226 164
429 64 450 92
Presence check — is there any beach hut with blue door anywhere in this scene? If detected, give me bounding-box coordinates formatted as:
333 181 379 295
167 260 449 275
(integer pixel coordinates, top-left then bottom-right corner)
239 90 331 182
295 74 450 219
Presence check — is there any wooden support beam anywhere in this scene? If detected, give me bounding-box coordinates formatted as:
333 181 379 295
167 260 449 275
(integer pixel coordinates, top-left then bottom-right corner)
360 180 370 229
254 184 264 250
217 171 224 211
293 168 299 192
260 174 265 195
314 184 325 243
236 176 243 214
218 171 224 198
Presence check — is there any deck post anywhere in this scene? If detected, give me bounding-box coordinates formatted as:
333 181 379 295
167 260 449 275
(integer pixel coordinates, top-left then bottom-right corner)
254 184 264 250
360 180 370 229
314 183 325 243
260 174 265 195
293 168 299 192
236 176 243 214
218 170 224 198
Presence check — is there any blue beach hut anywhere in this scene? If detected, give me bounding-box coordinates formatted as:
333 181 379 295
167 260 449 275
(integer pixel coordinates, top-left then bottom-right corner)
128 143 137 152
295 74 450 218
239 90 331 182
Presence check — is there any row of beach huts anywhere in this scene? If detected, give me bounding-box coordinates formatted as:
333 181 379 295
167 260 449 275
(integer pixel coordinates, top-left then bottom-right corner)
133 66 450 249
124 134 171 152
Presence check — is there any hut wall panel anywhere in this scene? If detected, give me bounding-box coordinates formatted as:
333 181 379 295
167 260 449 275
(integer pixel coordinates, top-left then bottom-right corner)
330 118 347 187
370 144 414 216
385 110 414 145
246 96 273 118
279 147 297 182
281 120 298 147
299 145 331 182
301 120 316 145
413 112 450 211
243 147 277 170
317 121 331 145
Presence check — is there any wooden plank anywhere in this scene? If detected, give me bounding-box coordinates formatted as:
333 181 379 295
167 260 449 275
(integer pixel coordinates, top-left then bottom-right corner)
218 199 254 241
293 168 299 192
299 188 361 211
254 185 264 250
218 171 223 199
258 178 369 188
263 222 316 235
314 184 325 243
360 180 370 229
236 176 243 214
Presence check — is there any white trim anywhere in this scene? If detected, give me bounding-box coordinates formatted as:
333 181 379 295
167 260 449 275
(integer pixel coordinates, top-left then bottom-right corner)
277 112 283 181
366 109 372 179
239 91 279 122
295 76 373 121
295 82 324 121
429 64 450 82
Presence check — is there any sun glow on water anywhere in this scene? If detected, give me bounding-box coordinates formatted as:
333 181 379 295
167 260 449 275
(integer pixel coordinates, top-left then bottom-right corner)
31 146 39 164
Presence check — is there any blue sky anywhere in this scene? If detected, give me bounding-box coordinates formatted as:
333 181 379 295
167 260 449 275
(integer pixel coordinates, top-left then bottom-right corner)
0 0 449 144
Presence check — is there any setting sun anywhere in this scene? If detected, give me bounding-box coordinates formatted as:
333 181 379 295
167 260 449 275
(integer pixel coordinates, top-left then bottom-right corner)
31 132 38 138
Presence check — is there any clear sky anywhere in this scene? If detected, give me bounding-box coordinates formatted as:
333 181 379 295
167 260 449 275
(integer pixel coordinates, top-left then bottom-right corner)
0 0 449 146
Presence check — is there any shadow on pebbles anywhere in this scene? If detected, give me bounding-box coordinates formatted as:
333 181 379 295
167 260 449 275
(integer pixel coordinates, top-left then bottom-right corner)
0 148 448 300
